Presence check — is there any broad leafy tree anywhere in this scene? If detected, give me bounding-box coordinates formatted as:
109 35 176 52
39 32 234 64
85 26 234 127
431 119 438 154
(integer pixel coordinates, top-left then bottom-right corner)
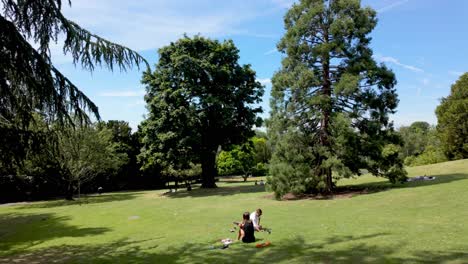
0 0 147 167
398 122 447 166
399 121 431 158
217 143 255 181
96 121 141 190
217 136 271 180
435 73 468 160
268 0 406 198
54 123 127 200
140 36 264 188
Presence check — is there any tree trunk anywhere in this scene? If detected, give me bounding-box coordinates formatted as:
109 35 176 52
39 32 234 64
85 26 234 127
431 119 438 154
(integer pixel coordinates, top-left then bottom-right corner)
65 180 74 200
201 149 217 188
320 22 333 193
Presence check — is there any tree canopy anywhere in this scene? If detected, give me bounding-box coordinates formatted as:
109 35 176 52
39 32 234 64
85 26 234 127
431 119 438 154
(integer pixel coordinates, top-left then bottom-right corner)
139 36 264 188
267 0 406 198
0 0 148 169
398 121 447 167
0 0 148 126
217 136 271 180
435 73 468 160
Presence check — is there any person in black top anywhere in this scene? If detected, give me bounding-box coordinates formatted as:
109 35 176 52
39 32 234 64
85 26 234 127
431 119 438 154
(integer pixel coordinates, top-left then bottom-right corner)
237 212 255 243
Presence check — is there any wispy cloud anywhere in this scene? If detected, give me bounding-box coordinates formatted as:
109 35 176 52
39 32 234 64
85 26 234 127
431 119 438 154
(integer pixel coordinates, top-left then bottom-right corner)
59 0 277 52
421 78 430 86
264 48 278 55
271 0 295 8
99 90 145 97
258 78 272 86
44 0 284 64
377 0 410 13
449 71 464 76
127 100 146 107
374 54 424 73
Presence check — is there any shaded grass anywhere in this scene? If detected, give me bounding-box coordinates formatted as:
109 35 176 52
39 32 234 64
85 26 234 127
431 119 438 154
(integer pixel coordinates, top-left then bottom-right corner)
1 234 468 264
0 159 467 263
0 213 110 253
14 192 141 209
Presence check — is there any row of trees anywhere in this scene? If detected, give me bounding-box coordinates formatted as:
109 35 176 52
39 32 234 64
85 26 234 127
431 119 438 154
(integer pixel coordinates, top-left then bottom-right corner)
398 74 468 166
0 118 147 202
2 0 465 202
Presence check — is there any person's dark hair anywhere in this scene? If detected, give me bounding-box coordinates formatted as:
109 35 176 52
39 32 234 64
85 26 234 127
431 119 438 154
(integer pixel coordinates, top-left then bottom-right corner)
243 212 250 220
256 208 262 215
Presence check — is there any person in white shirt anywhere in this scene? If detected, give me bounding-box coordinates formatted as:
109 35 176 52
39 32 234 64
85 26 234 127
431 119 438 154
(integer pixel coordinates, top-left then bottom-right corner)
250 208 263 231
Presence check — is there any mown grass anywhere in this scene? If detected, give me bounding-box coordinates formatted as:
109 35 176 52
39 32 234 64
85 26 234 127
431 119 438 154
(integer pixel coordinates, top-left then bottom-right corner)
0 159 467 263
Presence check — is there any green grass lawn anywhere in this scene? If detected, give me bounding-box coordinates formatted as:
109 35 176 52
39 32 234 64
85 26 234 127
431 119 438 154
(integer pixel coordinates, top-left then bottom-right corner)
1 159 468 264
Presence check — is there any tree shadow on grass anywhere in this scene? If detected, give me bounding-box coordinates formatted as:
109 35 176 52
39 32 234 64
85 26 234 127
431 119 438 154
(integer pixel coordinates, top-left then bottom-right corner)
164 184 266 199
0 213 110 253
1 233 467 264
16 192 141 209
336 173 468 197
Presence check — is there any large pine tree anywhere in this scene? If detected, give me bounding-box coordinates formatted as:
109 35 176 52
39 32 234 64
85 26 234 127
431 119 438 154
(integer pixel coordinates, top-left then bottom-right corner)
1 0 147 168
268 0 406 198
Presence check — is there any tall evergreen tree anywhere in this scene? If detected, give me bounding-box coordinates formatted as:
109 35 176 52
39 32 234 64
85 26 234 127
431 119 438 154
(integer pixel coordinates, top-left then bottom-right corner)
140 36 263 188
1 0 147 166
435 73 468 160
268 0 406 197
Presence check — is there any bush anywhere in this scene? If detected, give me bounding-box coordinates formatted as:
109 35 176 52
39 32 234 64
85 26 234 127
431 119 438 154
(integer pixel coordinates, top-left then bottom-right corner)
252 162 268 176
405 146 448 167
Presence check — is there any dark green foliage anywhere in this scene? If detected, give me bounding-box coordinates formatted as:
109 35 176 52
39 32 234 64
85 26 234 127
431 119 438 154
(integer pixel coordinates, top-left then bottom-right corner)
0 0 147 168
0 116 128 201
95 121 142 190
435 73 468 160
139 36 264 188
38 120 128 200
267 0 406 197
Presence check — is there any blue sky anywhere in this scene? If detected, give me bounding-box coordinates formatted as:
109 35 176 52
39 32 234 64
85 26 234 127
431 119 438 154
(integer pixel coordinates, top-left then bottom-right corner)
52 0 468 131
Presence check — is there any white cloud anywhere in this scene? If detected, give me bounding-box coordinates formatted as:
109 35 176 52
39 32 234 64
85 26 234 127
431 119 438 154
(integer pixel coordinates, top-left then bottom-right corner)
377 0 410 13
42 0 283 64
58 0 276 53
99 90 145 97
258 78 272 86
449 71 464 76
374 54 424 73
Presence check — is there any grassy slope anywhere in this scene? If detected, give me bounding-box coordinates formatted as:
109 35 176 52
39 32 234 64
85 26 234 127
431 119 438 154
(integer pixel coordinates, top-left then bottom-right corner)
0 159 467 264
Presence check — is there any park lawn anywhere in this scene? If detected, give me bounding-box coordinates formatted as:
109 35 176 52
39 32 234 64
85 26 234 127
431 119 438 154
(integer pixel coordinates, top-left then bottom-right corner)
0 159 467 264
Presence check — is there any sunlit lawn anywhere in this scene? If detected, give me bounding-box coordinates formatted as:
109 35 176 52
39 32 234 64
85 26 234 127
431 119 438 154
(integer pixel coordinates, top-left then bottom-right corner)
1 159 467 263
